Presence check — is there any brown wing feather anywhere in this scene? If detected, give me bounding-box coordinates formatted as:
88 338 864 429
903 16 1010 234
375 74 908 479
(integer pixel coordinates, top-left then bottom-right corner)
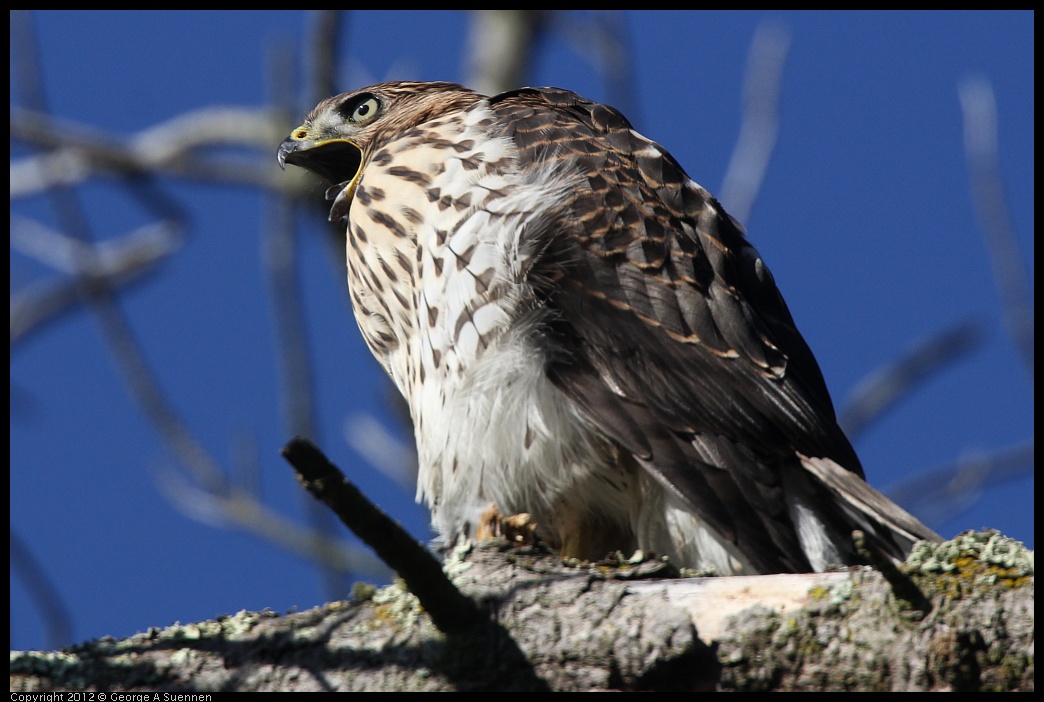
489 87 873 571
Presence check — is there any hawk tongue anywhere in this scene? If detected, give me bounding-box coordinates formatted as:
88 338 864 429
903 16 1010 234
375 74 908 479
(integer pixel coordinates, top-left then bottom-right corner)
326 182 352 221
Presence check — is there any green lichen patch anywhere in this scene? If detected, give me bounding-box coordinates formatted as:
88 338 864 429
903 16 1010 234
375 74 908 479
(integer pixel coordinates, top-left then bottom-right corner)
904 530 1033 599
370 578 424 630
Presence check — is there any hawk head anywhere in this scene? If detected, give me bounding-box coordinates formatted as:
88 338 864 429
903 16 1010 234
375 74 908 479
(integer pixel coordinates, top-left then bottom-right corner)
277 81 482 220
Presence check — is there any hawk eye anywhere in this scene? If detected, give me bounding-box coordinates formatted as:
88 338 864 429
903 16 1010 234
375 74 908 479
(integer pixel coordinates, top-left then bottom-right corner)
348 95 380 124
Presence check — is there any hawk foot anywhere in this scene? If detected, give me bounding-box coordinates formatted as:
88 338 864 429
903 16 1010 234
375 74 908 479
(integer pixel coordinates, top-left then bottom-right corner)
475 503 538 546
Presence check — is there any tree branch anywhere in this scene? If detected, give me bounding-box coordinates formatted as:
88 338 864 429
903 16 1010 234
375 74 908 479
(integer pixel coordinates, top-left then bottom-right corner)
720 18 791 223
10 106 289 195
280 437 484 637
839 318 985 440
10 529 1031 691
958 76 1034 379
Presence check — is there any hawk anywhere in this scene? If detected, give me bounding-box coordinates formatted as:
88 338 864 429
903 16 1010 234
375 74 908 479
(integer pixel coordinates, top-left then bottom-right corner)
279 81 940 574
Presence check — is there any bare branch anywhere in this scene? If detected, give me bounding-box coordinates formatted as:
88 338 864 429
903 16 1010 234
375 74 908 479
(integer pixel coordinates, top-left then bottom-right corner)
10 218 181 345
465 10 545 96
92 294 233 492
9 11 50 114
9 12 409 605
11 12 229 496
11 531 1032 691
343 413 419 492
720 19 791 223
266 39 352 599
281 437 485 638
547 11 638 122
958 76 1034 379
884 440 1034 528
266 48 320 449
10 278 83 347
10 106 290 195
307 10 342 106
589 11 638 121
11 216 180 279
839 318 985 440
10 528 73 650
153 461 388 578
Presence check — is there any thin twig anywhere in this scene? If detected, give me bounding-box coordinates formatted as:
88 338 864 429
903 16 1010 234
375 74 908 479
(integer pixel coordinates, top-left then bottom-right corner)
307 10 342 107
547 11 637 123
10 218 181 345
720 19 791 223
12 12 378 590
10 528 74 650
593 11 638 125
838 318 985 440
266 39 348 600
884 440 1034 528
958 76 1034 379
13 12 223 492
10 106 290 196
464 10 544 96
267 46 320 454
343 413 418 492
281 437 484 637
153 463 387 577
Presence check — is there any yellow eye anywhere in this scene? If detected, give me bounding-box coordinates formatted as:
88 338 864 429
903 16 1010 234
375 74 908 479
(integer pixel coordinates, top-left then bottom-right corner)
349 96 380 124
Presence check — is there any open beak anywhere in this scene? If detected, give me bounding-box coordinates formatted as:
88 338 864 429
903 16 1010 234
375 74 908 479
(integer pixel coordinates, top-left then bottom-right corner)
278 136 364 221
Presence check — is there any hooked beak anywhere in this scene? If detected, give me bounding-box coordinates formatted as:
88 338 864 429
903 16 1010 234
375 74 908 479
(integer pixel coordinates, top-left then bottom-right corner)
277 136 361 183
278 135 364 221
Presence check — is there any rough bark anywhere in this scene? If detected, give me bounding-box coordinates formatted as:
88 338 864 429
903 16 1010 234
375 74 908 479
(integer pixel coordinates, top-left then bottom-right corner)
10 530 1033 692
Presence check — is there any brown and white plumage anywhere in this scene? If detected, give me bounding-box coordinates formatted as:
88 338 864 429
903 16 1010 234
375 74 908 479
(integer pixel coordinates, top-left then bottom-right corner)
278 81 940 574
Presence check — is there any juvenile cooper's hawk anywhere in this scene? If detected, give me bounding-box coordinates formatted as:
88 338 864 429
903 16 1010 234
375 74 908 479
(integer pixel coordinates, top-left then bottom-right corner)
279 81 940 574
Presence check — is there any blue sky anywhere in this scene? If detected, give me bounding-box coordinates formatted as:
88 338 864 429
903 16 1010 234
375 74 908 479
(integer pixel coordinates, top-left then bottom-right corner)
10 11 1033 652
